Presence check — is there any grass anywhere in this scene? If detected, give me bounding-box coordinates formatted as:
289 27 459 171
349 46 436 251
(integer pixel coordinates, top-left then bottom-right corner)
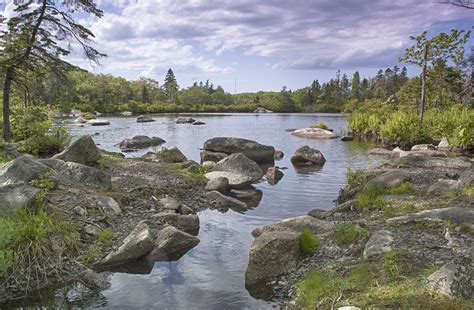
81 242 101 266
156 148 184 163
172 163 208 187
381 250 408 279
355 182 417 212
462 183 474 197
330 223 367 246
0 148 12 163
346 169 372 188
309 122 329 130
420 263 439 280
386 182 416 195
299 228 321 255
383 202 417 217
98 228 115 244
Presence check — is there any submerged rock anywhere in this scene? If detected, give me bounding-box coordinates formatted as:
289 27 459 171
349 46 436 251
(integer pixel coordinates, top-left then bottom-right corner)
291 128 337 139
341 135 354 141
99 221 154 267
207 190 249 212
147 226 200 262
291 146 326 166
53 135 101 166
203 137 275 162
252 215 334 238
119 136 165 152
175 117 195 124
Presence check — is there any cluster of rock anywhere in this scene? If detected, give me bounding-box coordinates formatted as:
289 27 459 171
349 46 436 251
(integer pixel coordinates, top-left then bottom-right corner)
369 138 454 158
175 117 206 125
118 135 166 152
244 152 474 304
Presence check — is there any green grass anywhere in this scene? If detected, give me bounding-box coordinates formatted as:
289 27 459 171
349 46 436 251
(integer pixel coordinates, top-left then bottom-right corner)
330 223 367 246
0 149 12 163
309 122 329 130
381 250 408 279
299 228 321 255
356 182 417 211
420 263 439 280
383 202 417 217
98 228 115 244
346 169 372 188
386 182 416 195
462 183 474 197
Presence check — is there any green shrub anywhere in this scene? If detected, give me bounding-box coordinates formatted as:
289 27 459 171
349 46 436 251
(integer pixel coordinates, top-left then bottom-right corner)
330 223 368 246
80 112 96 120
310 123 329 130
346 169 372 188
299 228 321 254
18 126 71 157
98 228 115 244
380 112 428 145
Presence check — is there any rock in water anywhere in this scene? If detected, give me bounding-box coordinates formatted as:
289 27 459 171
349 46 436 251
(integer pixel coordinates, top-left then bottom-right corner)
147 226 200 262
291 146 326 166
153 213 200 236
119 136 165 152
245 231 300 297
207 190 249 212
213 153 263 182
291 128 337 139
53 135 101 166
99 221 154 267
87 119 111 126
175 117 195 124
265 167 284 184
274 150 284 160
192 121 206 125
205 171 253 189
341 135 354 141
203 137 275 162
136 115 155 123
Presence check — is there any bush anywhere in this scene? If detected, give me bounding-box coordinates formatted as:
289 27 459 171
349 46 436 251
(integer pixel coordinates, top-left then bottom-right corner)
18 127 71 157
380 112 428 146
299 228 321 254
81 112 96 120
330 223 368 246
310 123 329 130
98 229 115 244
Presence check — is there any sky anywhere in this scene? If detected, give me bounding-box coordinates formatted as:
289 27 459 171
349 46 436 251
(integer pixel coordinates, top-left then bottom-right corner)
1 0 473 92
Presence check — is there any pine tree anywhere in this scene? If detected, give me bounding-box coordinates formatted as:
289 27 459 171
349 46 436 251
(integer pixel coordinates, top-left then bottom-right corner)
0 0 105 141
350 71 361 101
163 68 179 102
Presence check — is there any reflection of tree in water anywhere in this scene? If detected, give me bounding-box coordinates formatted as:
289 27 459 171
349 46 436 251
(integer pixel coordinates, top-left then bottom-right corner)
2 282 108 308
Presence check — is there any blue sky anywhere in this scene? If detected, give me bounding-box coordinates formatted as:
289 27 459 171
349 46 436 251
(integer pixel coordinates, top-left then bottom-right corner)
1 0 473 92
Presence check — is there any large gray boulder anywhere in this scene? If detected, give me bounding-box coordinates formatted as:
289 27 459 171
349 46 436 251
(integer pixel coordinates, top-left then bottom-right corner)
53 135 101 166
245 231 300 293
205 176 229 193
200 150 228 163
427 179 459 194
99 221 154 267
205 171 253 189
363 230 394 260
213 153 263 182
252 215 334 238
147 226 200 261
291 146 326 166
386 207 474 225
203 137 275 162
136 115 155 123
153 213 200 236
40 159 112 188
119 136 165 152
291 128 337 139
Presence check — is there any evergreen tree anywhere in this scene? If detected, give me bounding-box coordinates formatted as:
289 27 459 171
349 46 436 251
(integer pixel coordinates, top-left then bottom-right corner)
350 71 361 101
163 68 179 102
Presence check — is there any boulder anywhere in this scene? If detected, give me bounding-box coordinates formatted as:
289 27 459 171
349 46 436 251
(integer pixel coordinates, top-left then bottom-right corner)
207 190 249 212
424 263 458 296
245 232 300 293
308 208 330 219
121 111 133 116
438 137 450 151
400 150 448 158
205 176 229 193
229 187 263 208
153 213 200 236
136 115 155 123
386 207 474 226
265 167 284 185
119 136 166 152
178 204 194 215
213 153 263 182
363 230 394 260
93 195 121 215
200 150 228 163
0 156 52 185
175 117 195 124
365 170 411 188
274 150 284 160
253 107 273 113
203 137 275 162
87 119 111 126
192 121 206 125
201 161 216 170
291 128 337 139
401 156 472 170
148 226 200 261
427 179 459 194
291 146 326 166
40 159 112 188
252 215 334 238
157 146 187 163
411 144 436 151
159 197 180 212
0 184 41 212
99 221 154 267
341 135 354 141
53 135 101 166
205 171 253 189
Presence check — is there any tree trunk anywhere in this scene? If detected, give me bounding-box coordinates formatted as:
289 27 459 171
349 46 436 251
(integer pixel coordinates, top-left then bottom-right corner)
420 44 428 121
2 67 14 141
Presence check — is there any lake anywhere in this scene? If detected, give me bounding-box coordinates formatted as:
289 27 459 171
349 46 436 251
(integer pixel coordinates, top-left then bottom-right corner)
16 113 381 309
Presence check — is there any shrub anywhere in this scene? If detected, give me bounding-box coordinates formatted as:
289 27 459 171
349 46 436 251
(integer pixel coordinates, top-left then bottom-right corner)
380 112 428 145
98 229 115 244
299 228 321 254
330 223 368 246
18 126 71 157
80 112 96 120
386 182 416 195
310 123 329 130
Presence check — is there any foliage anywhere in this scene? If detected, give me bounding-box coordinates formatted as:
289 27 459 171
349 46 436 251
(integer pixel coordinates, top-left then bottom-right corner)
81 112 96 120
379 112 428 145
309 123 329 130
299 228 321 255
98 229 115 245
382 250 408 278
29 171 55 204
355 184 386 210
330 223 367 246
386 182 416 195
346 169 375 188
383 202 417 218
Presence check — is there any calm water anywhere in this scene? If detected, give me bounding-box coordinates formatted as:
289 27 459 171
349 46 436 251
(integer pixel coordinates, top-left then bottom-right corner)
17 114 380 309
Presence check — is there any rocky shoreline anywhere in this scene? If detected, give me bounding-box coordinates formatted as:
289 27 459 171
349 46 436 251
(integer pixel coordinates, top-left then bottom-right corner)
245 149 473 308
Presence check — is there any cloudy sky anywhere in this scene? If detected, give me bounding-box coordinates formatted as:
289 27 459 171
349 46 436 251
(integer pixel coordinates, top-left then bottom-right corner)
1 0 473 92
